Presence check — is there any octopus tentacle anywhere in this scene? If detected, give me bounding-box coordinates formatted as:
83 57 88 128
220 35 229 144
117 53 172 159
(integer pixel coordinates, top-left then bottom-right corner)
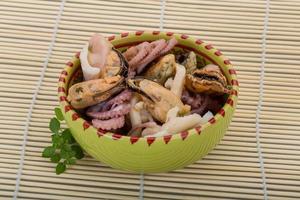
181 90 203 109
182 90 208 115
110 102 119 109
101 89 132 111
190 95 209 115
123 46 138 61
92 116 125 130
182 90 222 115
127 42 150 67
136 39 167 74
123 42 150 66
87 104 131 120
86 90 131 113
159 37 178 56
123 38 178 77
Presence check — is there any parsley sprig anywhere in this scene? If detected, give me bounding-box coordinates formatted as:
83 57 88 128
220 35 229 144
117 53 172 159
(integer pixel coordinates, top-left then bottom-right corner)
42 107 84 174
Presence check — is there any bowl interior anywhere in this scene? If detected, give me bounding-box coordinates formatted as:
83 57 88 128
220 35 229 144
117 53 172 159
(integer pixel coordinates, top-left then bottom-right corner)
57 31 239 172
58 31 239 144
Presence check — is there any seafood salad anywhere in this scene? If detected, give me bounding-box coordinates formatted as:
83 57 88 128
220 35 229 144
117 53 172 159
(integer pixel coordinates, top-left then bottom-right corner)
67 33 230 138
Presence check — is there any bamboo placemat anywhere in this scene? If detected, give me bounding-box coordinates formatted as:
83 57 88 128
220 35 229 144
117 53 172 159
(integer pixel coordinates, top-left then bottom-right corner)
0 0 299 199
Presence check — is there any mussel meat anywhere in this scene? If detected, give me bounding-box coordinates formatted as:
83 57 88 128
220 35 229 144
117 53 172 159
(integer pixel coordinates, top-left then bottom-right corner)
185 64 228 94
143 54 176 85
175 51 197 74
67 75 125 109
127 78 191 123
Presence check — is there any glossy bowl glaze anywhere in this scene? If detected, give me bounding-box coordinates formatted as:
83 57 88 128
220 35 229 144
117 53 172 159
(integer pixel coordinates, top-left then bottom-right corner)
58 31 239 173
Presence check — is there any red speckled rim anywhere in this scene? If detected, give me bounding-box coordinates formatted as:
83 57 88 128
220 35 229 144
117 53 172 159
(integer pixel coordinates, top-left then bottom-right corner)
58 31 239 146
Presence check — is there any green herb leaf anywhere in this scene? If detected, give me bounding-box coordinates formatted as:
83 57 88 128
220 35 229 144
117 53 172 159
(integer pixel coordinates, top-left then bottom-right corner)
62 129 74 143
53 140 64 149
52 134 64 149
61 143 73 159
62 144 72 152
66 158 76 165
49 117 60 134
71 145 84 159
70 150 76 157
54 107 64 121
61 148 70 159
56 162 66 175
42 146 55 158
44 111 85 174
50 154 61 163
51 134 60 144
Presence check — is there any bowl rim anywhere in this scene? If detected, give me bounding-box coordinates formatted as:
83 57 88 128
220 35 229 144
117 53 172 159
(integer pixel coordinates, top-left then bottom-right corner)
57 31 239 146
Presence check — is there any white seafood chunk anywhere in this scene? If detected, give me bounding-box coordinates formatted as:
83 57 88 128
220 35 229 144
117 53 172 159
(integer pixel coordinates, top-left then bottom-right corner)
164 77 173 89
80 44 101 81
146 113 205 137
171 64 186 97
202 110 214 123
166 106 179 122
129 96 142 127
162 113 204 134
80 34 113 81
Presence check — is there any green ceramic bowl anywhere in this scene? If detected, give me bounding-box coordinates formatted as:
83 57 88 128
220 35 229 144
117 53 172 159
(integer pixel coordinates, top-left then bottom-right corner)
58 31 238 173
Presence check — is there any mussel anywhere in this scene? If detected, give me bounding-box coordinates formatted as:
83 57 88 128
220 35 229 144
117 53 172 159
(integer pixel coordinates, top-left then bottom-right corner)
143 54 176 85
105 47 128 77
127 78 191 123
175 51 197 74
67 75 125 109
185 64 228 94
